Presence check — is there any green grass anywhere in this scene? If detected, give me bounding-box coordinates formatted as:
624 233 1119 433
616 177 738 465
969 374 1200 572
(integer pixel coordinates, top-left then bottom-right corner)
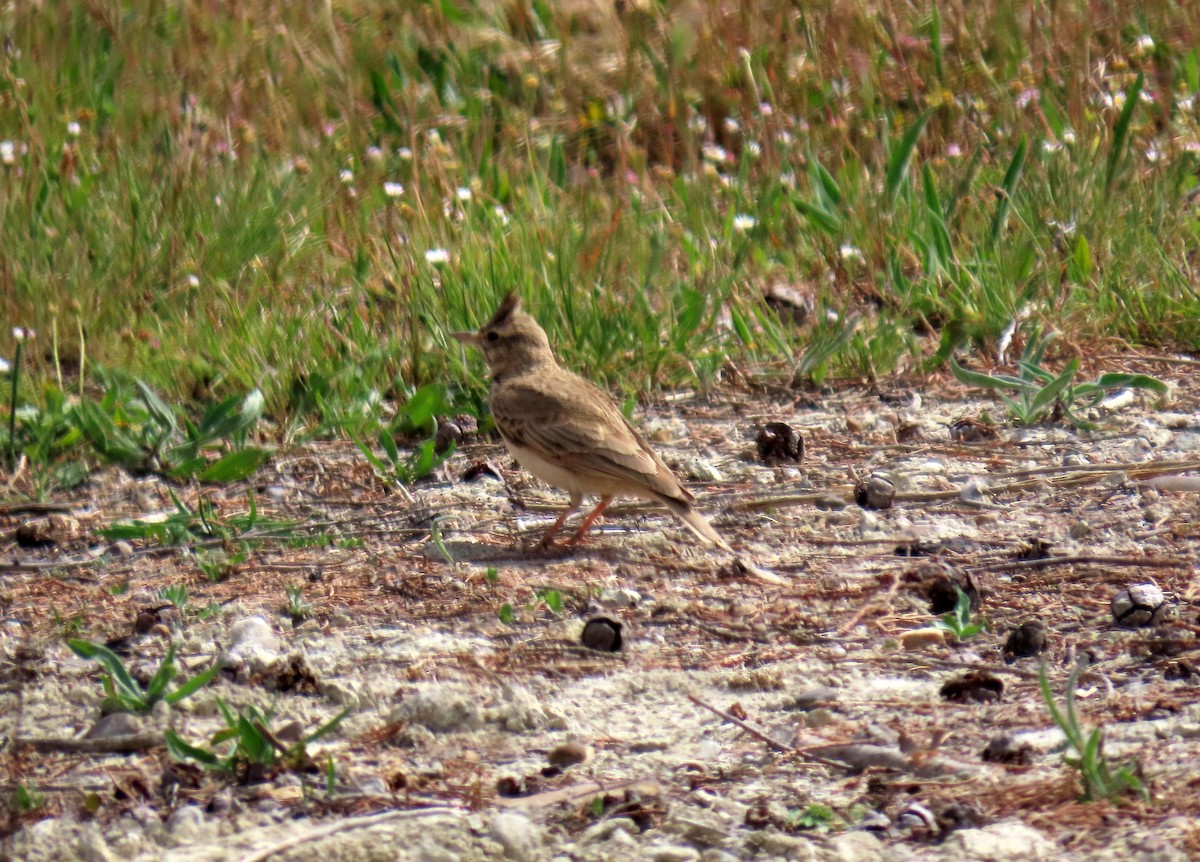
3 1 1199 460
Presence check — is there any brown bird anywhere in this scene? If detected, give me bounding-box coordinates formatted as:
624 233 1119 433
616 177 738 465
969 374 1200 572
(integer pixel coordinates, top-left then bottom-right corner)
452 293 730 551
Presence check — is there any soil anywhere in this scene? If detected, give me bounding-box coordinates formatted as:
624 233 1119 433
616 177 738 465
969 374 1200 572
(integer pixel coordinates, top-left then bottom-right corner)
2 359 1200 862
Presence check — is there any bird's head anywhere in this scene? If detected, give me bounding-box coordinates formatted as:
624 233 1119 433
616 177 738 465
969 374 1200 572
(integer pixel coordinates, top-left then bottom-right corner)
452 292 555 379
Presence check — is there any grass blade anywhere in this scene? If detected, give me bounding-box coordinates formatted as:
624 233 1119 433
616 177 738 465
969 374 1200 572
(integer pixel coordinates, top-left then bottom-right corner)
990 136 1027 245
1104 73 1143 196
885 111 930 205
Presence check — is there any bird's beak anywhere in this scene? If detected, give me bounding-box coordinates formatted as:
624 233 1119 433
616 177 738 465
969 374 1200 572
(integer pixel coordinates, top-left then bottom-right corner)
451 330 481 347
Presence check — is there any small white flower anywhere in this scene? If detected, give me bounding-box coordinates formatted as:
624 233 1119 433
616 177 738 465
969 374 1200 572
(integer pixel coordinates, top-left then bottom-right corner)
397 147 414 161
365 145 384 163
383 181 404 198
492 205 509 225
732 214 757 232
1134 34 1155 56
0 357 9 373
723 117 741 134
759 102 774 116
213 194 223 207
745 141 762 158
425 248 450 265
67 121 81 138
1042 140 1062 154
186 274 200 289
339 169 354 184
1145 143 1162 162
1061 128 1077 145
456 186 472 201
12 327 34 341
839 245 863 262
0 140 13 165
1177 97 1195 112
701 142 728 164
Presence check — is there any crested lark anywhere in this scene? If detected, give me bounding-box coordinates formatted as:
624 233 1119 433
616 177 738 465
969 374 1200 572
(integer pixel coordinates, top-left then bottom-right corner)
453 293 730 551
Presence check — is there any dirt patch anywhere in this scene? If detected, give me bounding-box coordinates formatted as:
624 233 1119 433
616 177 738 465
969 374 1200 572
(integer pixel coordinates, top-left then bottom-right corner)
3 361 1200 861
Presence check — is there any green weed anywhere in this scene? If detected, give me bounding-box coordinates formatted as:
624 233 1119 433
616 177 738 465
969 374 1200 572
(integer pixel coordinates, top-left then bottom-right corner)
1039 663 1146 802
67 639 218 715
165 701 349 784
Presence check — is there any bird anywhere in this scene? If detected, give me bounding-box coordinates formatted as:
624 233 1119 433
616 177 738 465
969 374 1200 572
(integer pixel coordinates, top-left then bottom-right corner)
452 292 731 551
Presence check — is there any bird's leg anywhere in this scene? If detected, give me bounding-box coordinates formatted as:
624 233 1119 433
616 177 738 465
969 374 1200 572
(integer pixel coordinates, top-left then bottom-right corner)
539 493 582 548
567 496 613 545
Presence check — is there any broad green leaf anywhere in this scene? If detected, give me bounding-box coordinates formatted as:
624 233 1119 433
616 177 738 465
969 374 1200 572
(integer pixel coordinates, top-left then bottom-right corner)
949 358 1029 392
166 664 220 705
1094 373 1168 394
1028 357 1080 416
68 640 143 702
197 448 270 483
165 730 222 767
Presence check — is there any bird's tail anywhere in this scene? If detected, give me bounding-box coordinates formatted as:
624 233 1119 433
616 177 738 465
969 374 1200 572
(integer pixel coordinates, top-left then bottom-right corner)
656 494 731 552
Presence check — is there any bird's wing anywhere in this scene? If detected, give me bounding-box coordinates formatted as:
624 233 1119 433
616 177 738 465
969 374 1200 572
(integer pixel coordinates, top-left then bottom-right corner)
491 373 693 503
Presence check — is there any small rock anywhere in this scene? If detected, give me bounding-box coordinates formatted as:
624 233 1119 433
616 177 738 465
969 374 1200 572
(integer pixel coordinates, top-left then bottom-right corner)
939 672 1003 704
1068 520 1092 540
579 817 638 845
435 417 464 454
489 811 543 861
598 588 641 609
109 540 135 557
855 474 895 509
1003 621 1047 662
85 712 143 740
813 493 848 510
1112 582 1168 627
827 830 887 862
223 617 279 669
547 741 593 769
684 457 722 483
939 822 1056 860
744 831 820 860
901 628 949 650
755 422 804 464
649 846 701 862
982 733 1033 765
581 617 623 652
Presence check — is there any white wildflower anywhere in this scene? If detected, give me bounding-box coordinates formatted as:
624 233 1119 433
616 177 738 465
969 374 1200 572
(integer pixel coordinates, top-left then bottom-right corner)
66 121 81 138
0 141 13 165
383 181 404 198
186 274 200 289
339 169 354 184
732 214 757 232
839 245 864 262
424 248 450 265
456 186 472 201
1134 34 1155 56
701 142 728 164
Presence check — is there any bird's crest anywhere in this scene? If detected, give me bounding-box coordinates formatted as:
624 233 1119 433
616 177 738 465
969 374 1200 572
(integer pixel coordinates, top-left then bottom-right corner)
484 292 522 330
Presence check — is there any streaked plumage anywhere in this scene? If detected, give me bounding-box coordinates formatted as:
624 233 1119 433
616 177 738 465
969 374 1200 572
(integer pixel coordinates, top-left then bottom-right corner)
452 293 730 550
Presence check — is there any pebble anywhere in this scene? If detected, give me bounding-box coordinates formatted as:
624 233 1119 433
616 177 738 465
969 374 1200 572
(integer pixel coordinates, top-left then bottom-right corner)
85 712 142 739
827 830 888 862
599 588 641 609
579 817 638 845
223 617 280 668
937 822 1056 860
661 809 730 846
489 811 543 861
648 845 701 862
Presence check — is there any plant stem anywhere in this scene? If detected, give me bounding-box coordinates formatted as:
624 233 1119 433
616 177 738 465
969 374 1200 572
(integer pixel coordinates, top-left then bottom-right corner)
8 338 22 471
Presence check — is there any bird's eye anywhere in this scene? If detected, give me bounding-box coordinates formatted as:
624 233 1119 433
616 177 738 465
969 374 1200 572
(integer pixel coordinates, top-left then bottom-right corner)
485 331 499 343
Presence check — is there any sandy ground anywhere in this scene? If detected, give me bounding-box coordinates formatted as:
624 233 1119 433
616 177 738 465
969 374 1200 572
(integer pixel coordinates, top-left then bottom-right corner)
2 358 1199 861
